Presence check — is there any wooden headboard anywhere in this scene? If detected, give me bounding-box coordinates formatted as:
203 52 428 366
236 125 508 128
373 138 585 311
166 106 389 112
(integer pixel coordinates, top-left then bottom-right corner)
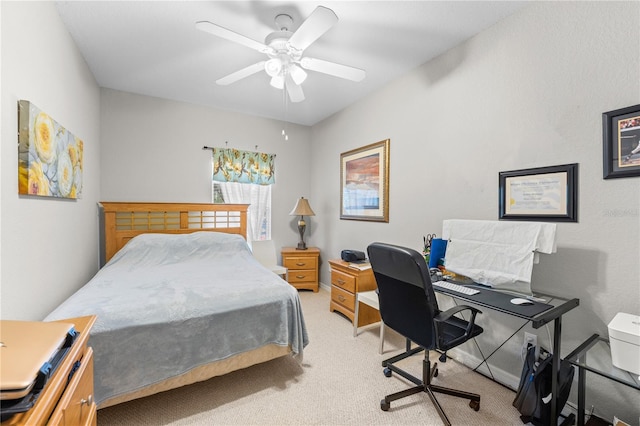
98 202 249 267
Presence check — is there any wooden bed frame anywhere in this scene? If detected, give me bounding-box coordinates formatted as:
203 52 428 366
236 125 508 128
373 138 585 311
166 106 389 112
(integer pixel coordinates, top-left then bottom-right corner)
99 202 249 266
96 202 292 409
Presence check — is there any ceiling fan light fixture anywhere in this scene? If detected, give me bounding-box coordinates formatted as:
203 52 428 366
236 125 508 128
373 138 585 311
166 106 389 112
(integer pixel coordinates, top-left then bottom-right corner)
264 58 282 77
270 74 285 89
289 64 308 85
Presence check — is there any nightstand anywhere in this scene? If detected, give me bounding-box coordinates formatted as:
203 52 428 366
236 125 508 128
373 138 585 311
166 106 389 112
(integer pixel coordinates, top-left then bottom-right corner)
281 247 320 292
328 259 380 327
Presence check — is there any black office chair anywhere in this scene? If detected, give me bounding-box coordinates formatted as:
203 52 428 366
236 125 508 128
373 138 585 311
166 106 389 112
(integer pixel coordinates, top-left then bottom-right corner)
367 242 484 426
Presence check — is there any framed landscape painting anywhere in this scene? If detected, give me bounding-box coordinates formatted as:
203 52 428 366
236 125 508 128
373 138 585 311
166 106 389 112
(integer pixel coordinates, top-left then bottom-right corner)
340 139 389 222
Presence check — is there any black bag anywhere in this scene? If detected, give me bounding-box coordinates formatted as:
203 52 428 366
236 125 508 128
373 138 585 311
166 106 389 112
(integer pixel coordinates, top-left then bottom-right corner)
512 346 574 425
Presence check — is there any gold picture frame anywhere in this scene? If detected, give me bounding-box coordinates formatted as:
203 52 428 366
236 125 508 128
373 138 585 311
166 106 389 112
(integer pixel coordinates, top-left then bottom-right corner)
340 139 390 222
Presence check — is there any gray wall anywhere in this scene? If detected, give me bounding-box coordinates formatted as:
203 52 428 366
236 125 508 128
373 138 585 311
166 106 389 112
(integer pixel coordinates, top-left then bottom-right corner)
311 1 639 422
99 88 313 253
0 1 101 320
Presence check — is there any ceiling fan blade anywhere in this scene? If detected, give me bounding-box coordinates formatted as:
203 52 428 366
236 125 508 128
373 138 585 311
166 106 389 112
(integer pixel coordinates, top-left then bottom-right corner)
287 6 338 51
300 57 366 82
196 21 273 54
285 75 305 103
216 61 266 85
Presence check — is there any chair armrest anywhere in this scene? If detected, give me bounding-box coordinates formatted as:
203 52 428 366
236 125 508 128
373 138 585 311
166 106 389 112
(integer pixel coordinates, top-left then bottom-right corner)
433 305 482 350
434 305 481 323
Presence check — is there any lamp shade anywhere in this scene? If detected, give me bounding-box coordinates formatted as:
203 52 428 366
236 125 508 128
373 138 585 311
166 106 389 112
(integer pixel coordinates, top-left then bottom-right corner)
289 64 308 85
264 58 282 77
270 75 285 89
289 197 315 216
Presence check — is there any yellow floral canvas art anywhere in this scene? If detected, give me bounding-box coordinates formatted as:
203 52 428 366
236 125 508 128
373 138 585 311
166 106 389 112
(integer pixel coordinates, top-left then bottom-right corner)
18 100 83 199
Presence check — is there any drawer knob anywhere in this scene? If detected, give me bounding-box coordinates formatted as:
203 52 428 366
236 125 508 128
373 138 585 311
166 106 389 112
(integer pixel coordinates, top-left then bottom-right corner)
337 279 345 285
338 295 345 302
296 275 306 279
295 262 306 266
81 394 93 406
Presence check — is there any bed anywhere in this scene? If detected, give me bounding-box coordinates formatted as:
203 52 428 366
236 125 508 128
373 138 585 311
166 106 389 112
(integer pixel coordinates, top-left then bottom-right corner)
44 202 308 408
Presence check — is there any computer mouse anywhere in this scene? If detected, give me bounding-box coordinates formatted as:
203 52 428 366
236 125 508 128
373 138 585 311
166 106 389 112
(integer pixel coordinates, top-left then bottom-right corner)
510 297 534 305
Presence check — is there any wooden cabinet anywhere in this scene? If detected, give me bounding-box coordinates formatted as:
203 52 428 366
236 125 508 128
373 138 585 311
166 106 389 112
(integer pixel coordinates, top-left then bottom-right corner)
281 247 320 292
3 315 97 426
328 259 380 326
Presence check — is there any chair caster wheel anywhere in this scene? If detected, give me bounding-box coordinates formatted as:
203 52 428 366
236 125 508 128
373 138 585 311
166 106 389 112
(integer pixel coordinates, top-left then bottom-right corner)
433 368 439 378
383 367 392 377
381 399 390 411
469 400 480 411
439 353 447 362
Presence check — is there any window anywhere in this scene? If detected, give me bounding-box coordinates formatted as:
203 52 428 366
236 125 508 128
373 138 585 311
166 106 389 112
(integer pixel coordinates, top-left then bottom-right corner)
209 147 275 242
212 182 271 241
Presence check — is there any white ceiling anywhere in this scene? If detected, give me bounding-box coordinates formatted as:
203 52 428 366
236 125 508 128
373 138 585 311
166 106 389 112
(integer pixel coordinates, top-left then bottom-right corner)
55 1 528 126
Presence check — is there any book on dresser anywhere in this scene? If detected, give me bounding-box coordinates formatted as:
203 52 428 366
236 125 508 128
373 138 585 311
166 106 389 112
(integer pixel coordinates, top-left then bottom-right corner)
348 261 371 270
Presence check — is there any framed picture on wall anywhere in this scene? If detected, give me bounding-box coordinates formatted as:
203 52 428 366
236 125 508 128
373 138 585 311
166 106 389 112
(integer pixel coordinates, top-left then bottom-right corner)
17 100 84 199
603 104 640 179
499 163 578 222
340 139 390 222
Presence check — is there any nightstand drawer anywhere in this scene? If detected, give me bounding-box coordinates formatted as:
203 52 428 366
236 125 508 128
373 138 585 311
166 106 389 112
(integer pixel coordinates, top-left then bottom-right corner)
288 269 316 283
284 257 318 270
331 285 355 311
331 269 356 293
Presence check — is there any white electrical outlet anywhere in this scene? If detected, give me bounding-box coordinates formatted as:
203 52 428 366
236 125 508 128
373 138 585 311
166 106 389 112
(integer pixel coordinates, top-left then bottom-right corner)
524 332 539 359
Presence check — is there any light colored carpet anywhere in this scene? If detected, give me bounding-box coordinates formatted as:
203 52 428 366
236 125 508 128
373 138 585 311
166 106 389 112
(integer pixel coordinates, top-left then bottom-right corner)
97 288 524 425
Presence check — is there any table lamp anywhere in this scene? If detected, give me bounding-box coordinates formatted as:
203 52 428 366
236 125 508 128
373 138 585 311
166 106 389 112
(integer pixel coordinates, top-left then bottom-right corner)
289 197 315 250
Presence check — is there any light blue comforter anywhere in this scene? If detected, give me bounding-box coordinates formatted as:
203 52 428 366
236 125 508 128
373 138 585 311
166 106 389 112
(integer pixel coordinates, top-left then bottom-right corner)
45 232 308 406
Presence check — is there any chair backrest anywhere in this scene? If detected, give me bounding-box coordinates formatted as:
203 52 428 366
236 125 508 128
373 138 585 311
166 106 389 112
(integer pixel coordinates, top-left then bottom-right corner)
367 242 440 349
251 240 278 267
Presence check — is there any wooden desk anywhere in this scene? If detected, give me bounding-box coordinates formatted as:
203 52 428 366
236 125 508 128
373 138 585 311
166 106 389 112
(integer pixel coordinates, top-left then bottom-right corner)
2 315 97 426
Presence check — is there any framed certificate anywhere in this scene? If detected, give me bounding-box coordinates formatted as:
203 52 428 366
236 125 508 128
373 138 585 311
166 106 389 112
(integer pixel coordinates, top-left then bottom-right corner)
499 163 578 222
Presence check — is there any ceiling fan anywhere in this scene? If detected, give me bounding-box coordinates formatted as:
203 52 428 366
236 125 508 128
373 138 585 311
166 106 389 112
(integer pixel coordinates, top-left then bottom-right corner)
196 6 366 103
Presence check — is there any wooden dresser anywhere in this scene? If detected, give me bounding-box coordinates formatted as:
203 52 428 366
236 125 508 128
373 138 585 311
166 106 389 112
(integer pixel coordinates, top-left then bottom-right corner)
2 315 97 426
281 247 320 292
329 259 380 326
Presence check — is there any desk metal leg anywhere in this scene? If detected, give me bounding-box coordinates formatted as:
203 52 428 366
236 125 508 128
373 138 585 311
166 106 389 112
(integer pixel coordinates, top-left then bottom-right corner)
552 316 561 425
577 362 586 426
551 317 576 426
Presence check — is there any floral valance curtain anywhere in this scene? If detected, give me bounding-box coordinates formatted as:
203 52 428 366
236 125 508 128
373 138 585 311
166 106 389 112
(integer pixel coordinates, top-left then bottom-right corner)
212 148 275 185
